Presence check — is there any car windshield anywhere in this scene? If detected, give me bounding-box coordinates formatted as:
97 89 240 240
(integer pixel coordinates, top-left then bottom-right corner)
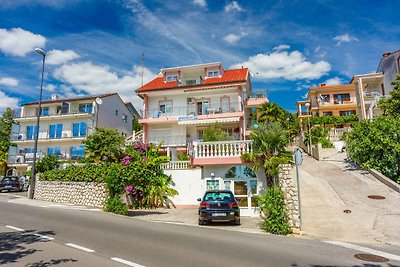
2 177 17 182
203 192 234 201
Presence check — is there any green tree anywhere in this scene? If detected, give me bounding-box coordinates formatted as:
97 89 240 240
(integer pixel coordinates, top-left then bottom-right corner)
84 127 125 163
257 102 288 125
132 116 142 132
378 74 400 117
347 116 400 182
202 123 233 142
35 155 59 173
242 122 292 186
303 125 333 148
0 108 15 174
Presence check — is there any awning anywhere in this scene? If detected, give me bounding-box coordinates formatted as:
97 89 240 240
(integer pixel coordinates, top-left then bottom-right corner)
178 117 240 125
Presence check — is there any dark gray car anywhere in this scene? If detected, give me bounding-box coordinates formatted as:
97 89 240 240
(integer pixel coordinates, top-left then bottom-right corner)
0 176 23 192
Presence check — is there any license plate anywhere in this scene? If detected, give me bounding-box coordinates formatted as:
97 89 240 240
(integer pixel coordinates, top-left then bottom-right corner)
212 213 226 217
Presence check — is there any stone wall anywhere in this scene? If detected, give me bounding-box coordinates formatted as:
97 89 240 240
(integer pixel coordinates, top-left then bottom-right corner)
279 164 300 230
34 180 109 208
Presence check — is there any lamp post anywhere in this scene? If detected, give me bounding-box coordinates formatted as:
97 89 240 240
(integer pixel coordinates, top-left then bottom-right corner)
28 48 46 199
304 103 312 157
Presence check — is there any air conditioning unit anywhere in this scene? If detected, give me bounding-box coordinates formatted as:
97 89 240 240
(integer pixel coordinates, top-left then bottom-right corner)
187 98 195 105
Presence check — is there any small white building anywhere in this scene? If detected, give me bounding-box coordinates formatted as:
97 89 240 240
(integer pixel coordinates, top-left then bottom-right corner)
137 62 269 216
8 93 135 174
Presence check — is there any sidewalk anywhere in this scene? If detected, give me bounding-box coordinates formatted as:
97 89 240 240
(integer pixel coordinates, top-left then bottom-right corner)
299 152 400 247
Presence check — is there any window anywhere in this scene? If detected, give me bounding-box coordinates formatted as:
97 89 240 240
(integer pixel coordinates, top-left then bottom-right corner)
122 114 127 123
185 79 197 86
225 166 256 179
207 70 219 77
25 148 34 153
322 111 333 116
78 103 93 113
166 75 178 82
320 94 330 103
220 96 230 112
340 110 356 116
71 145 85 158
41 107 49 116
206 180 219 190
49 124 63 139
72 122 87 137
26 126 38 140
48 147 61 156
159 100 173 114
197 99 210 115
333 94 350 104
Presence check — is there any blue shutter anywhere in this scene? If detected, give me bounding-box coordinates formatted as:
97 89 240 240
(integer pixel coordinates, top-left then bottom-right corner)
80 122 87 136
72 123 79 137
56 124 63 138
49 125 56 139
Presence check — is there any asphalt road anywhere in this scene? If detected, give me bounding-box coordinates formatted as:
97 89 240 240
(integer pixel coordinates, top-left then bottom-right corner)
0 194 399 267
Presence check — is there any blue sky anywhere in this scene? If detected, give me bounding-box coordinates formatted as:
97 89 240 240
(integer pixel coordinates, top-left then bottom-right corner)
0 0 399 113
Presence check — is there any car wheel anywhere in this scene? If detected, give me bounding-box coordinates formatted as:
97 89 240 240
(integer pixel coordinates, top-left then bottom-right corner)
234 219 241 225
198 219 204 225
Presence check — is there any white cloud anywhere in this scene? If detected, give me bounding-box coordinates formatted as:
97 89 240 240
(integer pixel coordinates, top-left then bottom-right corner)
333 33 358 46
46 49 80 65
225 1 243 12
53 61 156 108
273 44 290 51
0 77 19 87
44 84 56 92
223 32 247 44
0 90 19 111
324 76 345 85
192 0 206 7
231 50 331 80
0 28 46 57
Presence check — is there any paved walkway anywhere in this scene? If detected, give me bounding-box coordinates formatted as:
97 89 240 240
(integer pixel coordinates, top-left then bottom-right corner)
299 152 400 247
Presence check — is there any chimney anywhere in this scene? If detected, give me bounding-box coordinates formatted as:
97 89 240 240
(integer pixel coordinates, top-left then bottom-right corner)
51 94 59 100
383 52 391 57
320 83 326 87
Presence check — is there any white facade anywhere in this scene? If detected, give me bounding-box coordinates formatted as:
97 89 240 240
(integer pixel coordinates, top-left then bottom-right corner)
8 93 134 173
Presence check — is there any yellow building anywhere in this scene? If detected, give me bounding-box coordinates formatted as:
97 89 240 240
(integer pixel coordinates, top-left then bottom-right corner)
297 83 358 122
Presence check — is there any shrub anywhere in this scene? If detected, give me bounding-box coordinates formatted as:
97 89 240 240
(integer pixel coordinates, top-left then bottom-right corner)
256 186 292 235
35 155 59 173
105 196 128 215
177 152 189 161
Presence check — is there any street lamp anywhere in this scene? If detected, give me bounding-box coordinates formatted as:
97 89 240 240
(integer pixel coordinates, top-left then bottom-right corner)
304 103 313 157
28 48 46 199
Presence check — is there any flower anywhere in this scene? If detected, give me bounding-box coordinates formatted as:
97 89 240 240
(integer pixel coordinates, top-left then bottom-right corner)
122 155 131 166
125 185 133 192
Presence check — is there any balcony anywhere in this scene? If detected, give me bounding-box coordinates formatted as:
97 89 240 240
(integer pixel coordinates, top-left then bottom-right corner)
191 140 253 165
245 90 268 107
364 91 383 101
12 129 93 142
319 97 357 106
148 135 189 146
17 110 94 121
161 161 190 170
142 101 240 120
8 148 84 165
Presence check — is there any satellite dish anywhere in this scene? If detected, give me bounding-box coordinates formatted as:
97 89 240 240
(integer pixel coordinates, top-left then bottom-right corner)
95 97 103 105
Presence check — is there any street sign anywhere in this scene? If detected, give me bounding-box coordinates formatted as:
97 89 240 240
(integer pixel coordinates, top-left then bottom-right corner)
294 148 303 166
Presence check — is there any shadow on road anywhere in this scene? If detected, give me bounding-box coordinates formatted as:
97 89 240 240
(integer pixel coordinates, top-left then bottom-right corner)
128 210 168 216
25 258 78 267
0 229 61 266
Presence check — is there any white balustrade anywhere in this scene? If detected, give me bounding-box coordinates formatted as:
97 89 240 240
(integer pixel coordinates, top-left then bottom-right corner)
161 161 190 170
192 140 253 158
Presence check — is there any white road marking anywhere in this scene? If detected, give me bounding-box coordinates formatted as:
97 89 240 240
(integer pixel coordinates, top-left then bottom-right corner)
324 241 400 261
5 225 24 232
111 257 146 267
33 233 55 240
65 243 95 253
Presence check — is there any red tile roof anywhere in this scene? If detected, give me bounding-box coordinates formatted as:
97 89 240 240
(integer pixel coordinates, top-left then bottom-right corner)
137 68 248 93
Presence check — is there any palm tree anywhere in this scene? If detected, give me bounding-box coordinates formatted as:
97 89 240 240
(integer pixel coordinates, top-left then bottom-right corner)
257 102 288 125
242 122 292 186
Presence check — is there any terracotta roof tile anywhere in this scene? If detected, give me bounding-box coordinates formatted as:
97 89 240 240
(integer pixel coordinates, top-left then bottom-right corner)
137 68 248 92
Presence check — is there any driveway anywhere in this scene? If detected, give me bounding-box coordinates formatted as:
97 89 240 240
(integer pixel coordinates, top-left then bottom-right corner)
299 152 400 247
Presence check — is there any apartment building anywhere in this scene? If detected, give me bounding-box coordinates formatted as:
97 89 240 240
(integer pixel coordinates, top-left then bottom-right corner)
8 93 135 174
351 50 400 120
297 83 358 122
136 62 268 215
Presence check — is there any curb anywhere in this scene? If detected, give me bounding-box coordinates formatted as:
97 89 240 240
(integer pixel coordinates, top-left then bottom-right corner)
368 169 400 193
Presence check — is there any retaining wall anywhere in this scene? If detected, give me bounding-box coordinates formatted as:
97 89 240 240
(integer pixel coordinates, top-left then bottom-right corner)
34 180 109 208
279 164 300 230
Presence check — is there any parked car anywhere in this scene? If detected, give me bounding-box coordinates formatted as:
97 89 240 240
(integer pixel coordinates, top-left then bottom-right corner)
197 190 240 225
0 176 24 192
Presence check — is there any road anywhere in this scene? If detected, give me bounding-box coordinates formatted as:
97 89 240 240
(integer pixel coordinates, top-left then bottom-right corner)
0 194 399 267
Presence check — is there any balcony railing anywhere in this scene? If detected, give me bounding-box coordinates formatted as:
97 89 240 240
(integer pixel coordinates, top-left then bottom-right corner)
8 148 84 164
18 110 94 119
12 129 93 142
148 135 189 146
192 140 253 158
161 161 190 170
143 101 239 119
364 92 383 101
